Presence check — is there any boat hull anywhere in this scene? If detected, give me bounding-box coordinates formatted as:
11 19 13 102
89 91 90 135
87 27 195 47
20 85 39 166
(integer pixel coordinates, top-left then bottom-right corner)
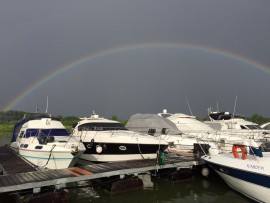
215 170 268 203
80 141 168 162
12 145 84 169
203 156 270 203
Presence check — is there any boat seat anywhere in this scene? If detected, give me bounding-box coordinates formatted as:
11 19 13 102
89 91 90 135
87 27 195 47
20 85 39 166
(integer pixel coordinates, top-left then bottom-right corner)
249 147 263 157
148 129 156 135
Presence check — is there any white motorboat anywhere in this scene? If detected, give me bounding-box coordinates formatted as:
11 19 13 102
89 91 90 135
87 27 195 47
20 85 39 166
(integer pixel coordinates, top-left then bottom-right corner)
126 113 211 154
159 110 214 134
10 115 85 169
202 141 270 203
204 110 268 133
158 109 267 152
71 113 168 163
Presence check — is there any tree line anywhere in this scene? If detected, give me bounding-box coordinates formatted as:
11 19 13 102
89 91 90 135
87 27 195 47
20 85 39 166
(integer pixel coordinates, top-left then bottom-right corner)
0 110 127 132
0 110 269 132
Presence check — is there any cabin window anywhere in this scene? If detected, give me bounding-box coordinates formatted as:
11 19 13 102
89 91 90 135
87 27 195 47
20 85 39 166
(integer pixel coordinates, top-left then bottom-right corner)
25 129 69 138
219 139 225 147
246 125 262 129
226 122 235 129
19 131 24 138
161 128 167 135
219 115 232 120
23 144 28 148
240 125 248 129
78 122 128 131
35 146 43 149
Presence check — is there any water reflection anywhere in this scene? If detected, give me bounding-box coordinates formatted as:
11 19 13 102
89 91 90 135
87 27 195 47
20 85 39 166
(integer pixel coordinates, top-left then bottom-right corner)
68 172 253 203
0 132 10 146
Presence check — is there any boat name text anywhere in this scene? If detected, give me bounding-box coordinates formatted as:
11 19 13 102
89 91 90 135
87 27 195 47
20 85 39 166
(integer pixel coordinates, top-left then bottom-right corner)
247 164 264 170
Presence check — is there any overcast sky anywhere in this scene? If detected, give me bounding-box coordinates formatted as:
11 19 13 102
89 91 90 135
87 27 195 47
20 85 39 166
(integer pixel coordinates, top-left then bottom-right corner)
1 0 270 119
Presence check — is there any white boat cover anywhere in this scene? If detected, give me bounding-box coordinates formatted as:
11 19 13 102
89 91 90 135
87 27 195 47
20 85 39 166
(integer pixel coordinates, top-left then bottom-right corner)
126 113 182 135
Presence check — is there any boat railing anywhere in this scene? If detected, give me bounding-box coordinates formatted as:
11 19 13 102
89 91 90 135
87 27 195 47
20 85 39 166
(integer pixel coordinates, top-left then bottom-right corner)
195 138 224 156
20 129 40 144
63 128 84 149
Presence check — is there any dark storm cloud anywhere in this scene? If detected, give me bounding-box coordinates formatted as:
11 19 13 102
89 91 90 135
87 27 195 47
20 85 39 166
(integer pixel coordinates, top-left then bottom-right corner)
0 0 270 119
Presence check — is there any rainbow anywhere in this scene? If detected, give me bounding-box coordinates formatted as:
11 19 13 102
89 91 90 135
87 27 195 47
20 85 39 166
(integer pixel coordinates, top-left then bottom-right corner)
3 42 270 111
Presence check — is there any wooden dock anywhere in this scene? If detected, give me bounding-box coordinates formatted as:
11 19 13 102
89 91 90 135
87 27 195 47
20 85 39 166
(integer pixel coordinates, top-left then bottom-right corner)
0 146 202 194
0 145 36 174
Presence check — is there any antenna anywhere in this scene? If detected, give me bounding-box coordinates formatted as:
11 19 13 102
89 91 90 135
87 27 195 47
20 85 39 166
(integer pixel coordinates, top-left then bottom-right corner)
216 101 220 112
232 95 238 119
45 96 49 114
185 96 193 116
35 104 39 113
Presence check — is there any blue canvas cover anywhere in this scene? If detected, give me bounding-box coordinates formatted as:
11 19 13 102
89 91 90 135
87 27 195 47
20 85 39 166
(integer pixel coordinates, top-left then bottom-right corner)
11 115 68 143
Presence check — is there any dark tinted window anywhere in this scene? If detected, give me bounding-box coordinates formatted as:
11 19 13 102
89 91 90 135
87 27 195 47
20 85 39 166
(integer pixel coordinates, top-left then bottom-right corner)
246 125 261 129
78 122 127 131
25 129 69 137
240 125 247 129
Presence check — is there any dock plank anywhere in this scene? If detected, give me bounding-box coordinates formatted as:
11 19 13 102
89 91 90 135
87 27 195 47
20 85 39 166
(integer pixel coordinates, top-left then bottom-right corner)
0 146 36 174
0 177 6 187
14 174 28 184
36 171 54 180
21 173 36 183
4 175 17 186
0 176 12 186
56 169 75 177
9 175 23 185
42 171 62 179
27 172 46 182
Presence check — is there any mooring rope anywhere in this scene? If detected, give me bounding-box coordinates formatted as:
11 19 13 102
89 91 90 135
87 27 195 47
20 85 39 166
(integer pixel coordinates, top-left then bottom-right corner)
43 144 56 168
137 138 145 160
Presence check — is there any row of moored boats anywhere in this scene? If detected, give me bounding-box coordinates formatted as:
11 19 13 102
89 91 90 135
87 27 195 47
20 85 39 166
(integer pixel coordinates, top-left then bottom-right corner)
8 109 270 202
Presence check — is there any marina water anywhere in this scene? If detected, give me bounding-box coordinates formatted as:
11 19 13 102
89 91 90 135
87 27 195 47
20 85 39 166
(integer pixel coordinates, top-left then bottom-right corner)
0 134 254 203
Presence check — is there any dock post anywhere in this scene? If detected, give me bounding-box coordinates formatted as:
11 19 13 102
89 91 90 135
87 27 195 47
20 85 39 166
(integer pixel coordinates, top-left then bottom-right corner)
55 184 65 190
33 187 41 194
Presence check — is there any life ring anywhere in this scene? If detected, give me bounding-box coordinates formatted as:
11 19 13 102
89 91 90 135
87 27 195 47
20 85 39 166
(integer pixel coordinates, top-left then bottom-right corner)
232 145 247 160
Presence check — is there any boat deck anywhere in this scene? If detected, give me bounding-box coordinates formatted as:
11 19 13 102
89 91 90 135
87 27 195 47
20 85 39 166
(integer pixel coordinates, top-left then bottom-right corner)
0 145 36 174
0 146 202 194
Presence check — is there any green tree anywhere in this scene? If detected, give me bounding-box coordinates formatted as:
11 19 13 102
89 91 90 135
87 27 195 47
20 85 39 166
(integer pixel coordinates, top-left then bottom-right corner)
250 114 270 125
111 115 118 121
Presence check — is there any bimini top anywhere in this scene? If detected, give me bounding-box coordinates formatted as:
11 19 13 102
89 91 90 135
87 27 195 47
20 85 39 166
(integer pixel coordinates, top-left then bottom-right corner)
125 113 181 135
11 115 69 142
261 122 270 130
208 111 246 121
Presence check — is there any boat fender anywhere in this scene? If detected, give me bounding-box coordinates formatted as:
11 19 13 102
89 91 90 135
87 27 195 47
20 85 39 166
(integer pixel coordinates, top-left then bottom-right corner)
201 167 210 177
96 145 103 153
232 145 247 160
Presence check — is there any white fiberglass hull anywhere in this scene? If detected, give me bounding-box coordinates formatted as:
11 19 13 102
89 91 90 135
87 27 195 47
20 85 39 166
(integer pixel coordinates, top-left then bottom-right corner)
75 130 168 163
11 144 84 169
79 141 167 163
216 170 269 203
202 152 270 203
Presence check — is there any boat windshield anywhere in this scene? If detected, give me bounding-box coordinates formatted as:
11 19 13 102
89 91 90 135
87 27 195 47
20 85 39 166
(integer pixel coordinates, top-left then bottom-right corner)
25 129 70 137
245 125 263 130
78 122 128 131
